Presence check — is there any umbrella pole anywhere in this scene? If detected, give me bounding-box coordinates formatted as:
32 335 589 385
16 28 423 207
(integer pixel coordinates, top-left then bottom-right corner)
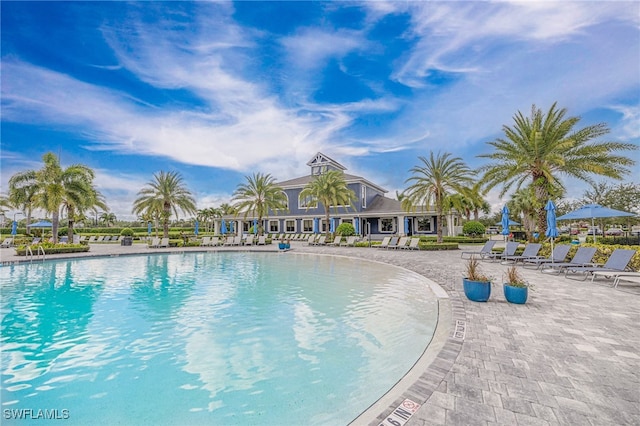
592 217 596 244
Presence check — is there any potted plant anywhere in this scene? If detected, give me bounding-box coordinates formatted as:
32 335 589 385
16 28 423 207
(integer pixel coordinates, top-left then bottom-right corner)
463 257 492 302
503 265 528 304
120 228 134 246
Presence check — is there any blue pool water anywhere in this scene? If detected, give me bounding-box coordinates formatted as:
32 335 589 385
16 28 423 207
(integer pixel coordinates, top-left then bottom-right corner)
1 252 438 425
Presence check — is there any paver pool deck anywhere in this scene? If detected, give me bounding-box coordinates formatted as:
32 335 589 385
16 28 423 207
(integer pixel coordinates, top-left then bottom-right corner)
1 241 638 425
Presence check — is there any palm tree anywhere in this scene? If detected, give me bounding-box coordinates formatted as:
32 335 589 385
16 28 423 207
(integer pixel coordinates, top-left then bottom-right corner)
298 170 356 237
403 152 474 243
508 187 537 240
63 186 107 241
231 173 287 235
132 171 197 238
99 212 117 227
9 152 99 243
7 177 38 234
479 102 637 234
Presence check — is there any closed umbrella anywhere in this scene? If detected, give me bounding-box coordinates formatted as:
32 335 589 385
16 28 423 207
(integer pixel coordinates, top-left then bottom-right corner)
556 204 635 243
11 221 17 236
404 217 409 235
147 222 152 235
354 218 360 235
221 220 227 235
330 218 335 233
545 200 559 263
313 218 319 234
253 219 258 234
194 220 199 236
229 221 234 234
501 205 511 241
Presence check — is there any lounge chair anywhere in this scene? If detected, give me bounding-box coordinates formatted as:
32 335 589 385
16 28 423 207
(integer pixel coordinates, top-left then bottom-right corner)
390 236 408 249
244 235 255 246
148 237 160 248
31 237 41 245
341 236 357 247
564 249 636 281
211 236 220 246
522 245 571 269
375 236 391 249
461 240 497 259
327 236 342 246
307 235 317 245
158 238 170 248
403 237 420 250
1 238 14 248
79 235 86 242
541 247 598 274
96 236 105 243
88 236 96 243
315 235 327 245
483 242 519 262
591 271 640 288
501 243 542 264
385 236 399 249
257 235 266 245
200 236 211 247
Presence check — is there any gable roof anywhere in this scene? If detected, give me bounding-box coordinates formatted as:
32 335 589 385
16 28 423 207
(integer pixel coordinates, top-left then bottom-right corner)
306 152 346 171
278 172 387 193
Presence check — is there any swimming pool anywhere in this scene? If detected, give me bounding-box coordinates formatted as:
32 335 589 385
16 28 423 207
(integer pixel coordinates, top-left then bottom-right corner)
1 252 438 425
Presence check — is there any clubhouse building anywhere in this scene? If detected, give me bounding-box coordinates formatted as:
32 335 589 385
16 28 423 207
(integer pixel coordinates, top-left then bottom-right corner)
218 153 462 239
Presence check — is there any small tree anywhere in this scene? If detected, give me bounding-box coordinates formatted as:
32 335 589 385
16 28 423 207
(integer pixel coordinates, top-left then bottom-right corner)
462 221 485 236
336 222 355 236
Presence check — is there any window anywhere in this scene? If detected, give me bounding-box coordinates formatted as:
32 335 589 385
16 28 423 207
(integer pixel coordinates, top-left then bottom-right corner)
361 186 367 209
303 219 313 232
321 219 328 233
299 194 317 209
269 220 279 233
415 217 433 232
282 192 289 209
379 218 394 233
285 220 296 233
342 218 352 224
243 222 250 232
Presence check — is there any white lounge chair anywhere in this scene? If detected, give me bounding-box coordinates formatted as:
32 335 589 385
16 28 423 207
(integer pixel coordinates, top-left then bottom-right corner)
1 238 14 248
148 237 160 248
257 235 266 245
390 236 409 249
327 236 342 246
244 235 255 246
375 236 391 249
210 236 220 246
200 236 211 247
341 236 357 247
403 237 420 250
88 236 96 243
158 238 170 248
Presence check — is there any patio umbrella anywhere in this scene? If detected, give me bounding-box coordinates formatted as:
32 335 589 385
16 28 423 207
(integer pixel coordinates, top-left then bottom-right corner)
494 219 521 226
354 218 360 235
501 205 511 241
313 217 319 234
11 221 17 236
556 204 635 243
147 222 152 235
220 220 227 235
404 217 409 235
545 200 559 263
229 221 234 234
30 220 53 228
330 218 335 233
253 219 258 234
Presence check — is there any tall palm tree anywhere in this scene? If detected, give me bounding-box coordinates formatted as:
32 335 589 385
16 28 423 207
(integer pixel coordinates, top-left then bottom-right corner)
9 152 99 243
8 177 38 234
231 173 287 235
508 187 537 240
132 171 197 238
403 152 474 243
479 102 637 234
298 170 356 237
99 212 117 227
63 186 107 241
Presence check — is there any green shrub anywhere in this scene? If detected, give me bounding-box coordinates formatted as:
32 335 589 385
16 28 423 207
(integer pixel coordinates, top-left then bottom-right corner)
14 243 89 256
120 228 134 237
336 223 355 236
419 242 458 251
462 221 486 236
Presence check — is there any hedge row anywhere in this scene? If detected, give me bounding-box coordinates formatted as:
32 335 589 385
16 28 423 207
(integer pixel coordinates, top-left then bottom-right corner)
14 244 90 256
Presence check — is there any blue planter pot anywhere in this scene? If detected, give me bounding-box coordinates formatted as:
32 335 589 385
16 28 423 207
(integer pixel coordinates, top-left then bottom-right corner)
278 243 290 250
503 284 528 304
463 278 491 302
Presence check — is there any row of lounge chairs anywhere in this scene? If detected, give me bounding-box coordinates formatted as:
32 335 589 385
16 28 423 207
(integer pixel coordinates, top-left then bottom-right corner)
462 241 638 285
307 235 358 246
374 236 421 250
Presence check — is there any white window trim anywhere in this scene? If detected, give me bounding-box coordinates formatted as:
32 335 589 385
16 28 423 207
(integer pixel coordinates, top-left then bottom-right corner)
378 217 395 233
414 216 434 233
285 219 296 233
302 219 313 233
361 186 367 209
269 220 280 233
298 194 317 209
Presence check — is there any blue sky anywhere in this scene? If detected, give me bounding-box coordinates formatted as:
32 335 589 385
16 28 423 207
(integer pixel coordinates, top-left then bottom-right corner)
2 1 639 221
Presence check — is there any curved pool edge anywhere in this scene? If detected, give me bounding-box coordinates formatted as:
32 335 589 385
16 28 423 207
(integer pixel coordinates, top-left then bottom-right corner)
348 281 456 426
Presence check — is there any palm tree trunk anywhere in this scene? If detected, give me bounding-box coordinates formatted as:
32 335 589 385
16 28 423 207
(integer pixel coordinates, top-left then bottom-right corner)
67 206 75 243
52 210 59 243
26 208 32 235
325 208 331 238
436 197 444 243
